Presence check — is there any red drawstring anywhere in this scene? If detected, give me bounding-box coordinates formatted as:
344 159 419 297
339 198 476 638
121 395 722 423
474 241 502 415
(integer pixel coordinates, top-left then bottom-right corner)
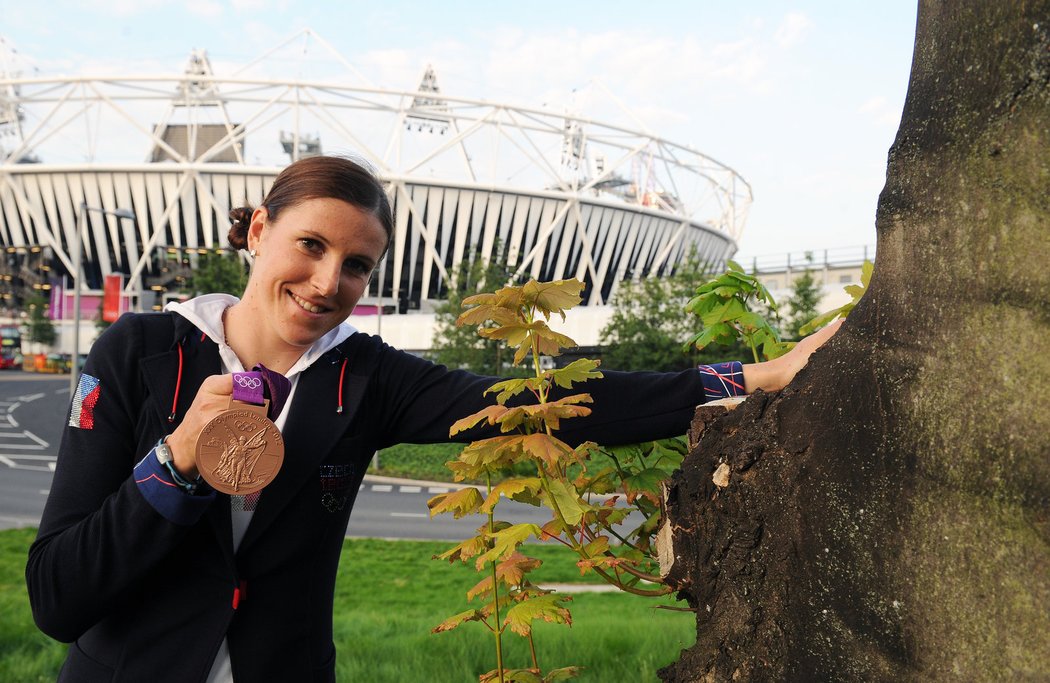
169 342 184 423
336 358 348 413
200 331 206 342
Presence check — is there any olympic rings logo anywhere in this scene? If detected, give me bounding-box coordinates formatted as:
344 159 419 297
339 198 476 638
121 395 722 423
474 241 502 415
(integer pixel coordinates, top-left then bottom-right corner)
234 375 262 390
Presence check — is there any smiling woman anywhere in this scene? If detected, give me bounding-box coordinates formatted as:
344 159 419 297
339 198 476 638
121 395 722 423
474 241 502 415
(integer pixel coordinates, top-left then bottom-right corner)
24 154 836 683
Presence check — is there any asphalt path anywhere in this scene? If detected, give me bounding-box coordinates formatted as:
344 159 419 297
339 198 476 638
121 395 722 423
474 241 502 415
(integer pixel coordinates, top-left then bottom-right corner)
0 372 556 540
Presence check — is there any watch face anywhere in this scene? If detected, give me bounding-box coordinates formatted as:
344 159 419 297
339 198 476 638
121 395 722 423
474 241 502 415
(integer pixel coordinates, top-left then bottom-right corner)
155 441 174 464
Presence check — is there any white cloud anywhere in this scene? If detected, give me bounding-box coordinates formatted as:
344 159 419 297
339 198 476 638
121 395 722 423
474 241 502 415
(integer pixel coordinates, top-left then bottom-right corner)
187 0 224 18
774 12 813 48
75 0 168 17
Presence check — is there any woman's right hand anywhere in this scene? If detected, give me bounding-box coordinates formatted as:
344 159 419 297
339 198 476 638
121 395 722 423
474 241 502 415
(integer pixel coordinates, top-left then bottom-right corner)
166 374 234 478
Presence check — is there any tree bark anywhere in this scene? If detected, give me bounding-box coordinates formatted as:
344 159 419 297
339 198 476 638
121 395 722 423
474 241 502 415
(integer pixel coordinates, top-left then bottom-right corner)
660 2 1049 680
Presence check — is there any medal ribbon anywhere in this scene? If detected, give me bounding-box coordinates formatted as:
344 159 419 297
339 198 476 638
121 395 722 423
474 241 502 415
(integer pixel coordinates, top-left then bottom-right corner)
231 364 291 420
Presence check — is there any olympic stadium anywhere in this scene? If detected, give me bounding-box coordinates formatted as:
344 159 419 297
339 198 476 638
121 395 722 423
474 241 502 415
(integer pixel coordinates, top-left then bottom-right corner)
0 31 751 350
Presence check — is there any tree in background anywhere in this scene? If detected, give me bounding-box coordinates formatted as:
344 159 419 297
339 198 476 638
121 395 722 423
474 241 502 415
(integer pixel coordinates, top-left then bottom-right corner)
24 294 56 347
783 254 823 340
600 254 747 371
186 251 249 298
431 247 519 375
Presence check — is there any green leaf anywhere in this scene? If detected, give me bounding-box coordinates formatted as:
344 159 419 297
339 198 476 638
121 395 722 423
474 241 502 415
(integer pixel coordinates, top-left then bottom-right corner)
475 523 543 569
623 467 668 503
549 358 603 389
503 592 573 636
434 535 488 563
545 478 589 526
485 378 530 404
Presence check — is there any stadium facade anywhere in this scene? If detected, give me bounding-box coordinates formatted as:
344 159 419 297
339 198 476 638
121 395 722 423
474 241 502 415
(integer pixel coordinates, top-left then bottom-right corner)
0 31 751 347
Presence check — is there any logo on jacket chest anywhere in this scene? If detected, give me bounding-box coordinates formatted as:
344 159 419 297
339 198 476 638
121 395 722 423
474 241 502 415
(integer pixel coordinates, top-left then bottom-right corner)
320 463 355 513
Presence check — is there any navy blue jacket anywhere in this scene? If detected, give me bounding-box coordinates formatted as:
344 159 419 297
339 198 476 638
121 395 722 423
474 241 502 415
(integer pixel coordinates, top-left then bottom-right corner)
26 312 723 682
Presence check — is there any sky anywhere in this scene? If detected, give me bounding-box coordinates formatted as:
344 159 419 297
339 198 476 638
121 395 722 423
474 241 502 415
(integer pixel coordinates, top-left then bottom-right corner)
0 0 919 263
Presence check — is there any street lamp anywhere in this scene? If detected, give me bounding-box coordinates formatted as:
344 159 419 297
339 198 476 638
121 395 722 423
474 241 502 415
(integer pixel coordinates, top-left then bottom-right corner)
69 203 136 396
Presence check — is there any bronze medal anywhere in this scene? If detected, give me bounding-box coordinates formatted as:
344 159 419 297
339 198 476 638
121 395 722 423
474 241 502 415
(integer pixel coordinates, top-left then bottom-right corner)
195 398 285 495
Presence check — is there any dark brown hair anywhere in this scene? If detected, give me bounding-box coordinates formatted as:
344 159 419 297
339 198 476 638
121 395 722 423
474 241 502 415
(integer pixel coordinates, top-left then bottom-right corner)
227 155 394 253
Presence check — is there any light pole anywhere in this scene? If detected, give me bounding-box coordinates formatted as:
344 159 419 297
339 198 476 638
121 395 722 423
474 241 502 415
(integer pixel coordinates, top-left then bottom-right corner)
69 203 136 396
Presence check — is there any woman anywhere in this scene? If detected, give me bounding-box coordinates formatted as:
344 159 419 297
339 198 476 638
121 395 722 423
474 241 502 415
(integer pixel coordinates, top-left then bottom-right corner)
26 156 838 682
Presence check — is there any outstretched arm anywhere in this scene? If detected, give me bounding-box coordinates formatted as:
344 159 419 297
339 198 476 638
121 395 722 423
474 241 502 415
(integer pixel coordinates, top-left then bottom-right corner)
742 319 843 393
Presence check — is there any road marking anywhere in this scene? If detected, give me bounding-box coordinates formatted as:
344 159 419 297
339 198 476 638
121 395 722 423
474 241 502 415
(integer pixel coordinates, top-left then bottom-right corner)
17 393 44 402
0 454 57 460
23 431 48 447
428 487 450 493
399 485 422 493
0 431 30 439
389 512 428 518
39 489 50 495
0 442 46 449
372 484 392 492
0 455 14 467
48 462 56 472
7 402 20 412
4 414 17 427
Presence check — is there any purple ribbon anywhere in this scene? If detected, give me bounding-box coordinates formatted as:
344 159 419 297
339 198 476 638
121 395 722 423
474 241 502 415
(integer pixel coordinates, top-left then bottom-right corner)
231 364 291 420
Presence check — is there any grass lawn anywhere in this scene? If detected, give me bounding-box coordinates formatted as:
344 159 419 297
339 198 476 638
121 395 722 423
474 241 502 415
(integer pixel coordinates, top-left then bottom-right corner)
2 529 694 682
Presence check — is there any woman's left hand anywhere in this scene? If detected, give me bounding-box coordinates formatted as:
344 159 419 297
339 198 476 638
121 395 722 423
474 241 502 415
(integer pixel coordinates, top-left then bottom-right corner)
742 319 843 393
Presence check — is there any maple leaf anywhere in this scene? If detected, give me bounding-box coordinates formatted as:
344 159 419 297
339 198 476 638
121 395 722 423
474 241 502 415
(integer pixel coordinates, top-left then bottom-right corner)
521 433 573 471
434 535 488 563
457 304 519 327
485 378 529 404
428 487 484 519
503 593 572 636
466 575 495 601
495 406 529 431
581 536 610 557
497 552 543 586
475 523 542 569
523 396 592 431
481 477 543 513
449 405 509 437
549 358 602 390
432 608 486 633
540 517 567 540
523 279 584 319
544 478 590 526
622 467 668 505
544 666 583 681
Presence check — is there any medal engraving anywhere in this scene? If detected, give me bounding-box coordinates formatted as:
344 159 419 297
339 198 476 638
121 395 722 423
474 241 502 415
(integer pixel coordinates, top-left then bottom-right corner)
195 402 284 495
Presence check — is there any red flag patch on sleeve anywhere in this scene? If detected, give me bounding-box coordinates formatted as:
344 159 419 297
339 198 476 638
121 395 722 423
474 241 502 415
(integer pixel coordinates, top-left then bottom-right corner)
69 373 101 429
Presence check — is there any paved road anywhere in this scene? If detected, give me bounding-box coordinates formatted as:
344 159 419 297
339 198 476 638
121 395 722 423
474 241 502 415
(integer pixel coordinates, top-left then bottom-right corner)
0 372 553 540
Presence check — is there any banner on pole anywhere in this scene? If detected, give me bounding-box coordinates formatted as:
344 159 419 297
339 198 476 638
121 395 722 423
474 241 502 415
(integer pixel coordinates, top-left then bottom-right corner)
102 274 124 322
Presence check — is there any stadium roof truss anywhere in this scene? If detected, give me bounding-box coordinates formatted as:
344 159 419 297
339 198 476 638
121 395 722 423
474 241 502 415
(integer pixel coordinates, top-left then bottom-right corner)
0 31 752 309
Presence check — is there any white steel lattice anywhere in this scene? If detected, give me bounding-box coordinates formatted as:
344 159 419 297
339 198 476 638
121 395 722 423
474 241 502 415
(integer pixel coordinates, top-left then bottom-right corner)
0 31 751 309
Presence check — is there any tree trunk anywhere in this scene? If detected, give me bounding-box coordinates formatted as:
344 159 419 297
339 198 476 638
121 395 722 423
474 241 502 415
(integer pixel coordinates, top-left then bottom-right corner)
660 2 1049 680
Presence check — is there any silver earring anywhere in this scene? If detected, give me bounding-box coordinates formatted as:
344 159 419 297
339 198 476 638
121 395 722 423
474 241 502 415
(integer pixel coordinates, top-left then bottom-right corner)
249 249 257 257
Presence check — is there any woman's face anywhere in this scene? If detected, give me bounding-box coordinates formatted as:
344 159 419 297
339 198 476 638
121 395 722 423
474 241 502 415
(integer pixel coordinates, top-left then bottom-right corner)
244 197 388 352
